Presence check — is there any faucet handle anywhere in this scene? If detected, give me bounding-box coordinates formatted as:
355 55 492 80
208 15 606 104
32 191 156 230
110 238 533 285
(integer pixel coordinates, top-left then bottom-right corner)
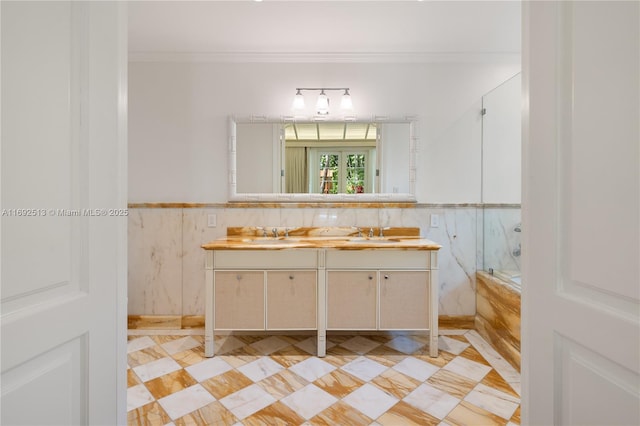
379 226 391 237
285 228 290 237
369 228 374 238
256 226 267 237
272 228 278 238
351 226 362 238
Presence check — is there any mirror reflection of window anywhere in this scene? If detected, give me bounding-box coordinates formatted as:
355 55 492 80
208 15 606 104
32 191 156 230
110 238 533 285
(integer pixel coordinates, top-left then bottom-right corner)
285 122 377 194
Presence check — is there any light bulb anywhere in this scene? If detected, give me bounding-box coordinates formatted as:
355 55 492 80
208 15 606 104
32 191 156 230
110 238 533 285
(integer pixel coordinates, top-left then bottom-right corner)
340 89 353 110
316 90 330 115
292 89 305 110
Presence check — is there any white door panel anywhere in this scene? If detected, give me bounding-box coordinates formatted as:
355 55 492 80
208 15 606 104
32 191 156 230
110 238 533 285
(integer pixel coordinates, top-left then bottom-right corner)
1 2 127 425
523 1 639 424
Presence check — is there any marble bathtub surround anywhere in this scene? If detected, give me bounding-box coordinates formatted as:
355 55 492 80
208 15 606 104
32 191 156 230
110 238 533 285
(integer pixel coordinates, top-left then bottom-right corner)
127 330 521 425
475 271 521 371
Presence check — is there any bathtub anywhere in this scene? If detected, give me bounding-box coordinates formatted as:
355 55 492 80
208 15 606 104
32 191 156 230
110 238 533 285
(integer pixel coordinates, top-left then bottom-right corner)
475 271 521 371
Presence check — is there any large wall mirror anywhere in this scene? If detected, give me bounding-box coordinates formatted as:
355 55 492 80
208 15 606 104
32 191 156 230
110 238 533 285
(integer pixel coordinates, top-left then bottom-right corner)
229 116 417 202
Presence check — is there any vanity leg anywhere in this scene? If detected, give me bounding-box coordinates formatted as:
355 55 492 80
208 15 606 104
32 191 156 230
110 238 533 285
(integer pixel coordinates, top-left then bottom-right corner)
429 254 439 357
317 250 326 357
205 252 215 357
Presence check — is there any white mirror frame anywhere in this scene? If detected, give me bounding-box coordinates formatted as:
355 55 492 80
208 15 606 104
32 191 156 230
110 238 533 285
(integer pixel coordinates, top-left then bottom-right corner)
228 115 418 202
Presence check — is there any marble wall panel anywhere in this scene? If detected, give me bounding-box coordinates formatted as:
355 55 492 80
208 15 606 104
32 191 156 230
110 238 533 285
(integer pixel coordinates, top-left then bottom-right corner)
482 208 521 276
424 208 478 316
181 209 227 315
128 208 183 315
128 206 482 318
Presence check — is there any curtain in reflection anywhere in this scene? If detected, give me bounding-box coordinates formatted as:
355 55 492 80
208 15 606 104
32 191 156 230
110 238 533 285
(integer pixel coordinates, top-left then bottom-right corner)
285 147 308 193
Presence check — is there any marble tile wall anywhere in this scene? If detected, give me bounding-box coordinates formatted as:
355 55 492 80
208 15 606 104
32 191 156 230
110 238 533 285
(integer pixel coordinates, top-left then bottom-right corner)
481 208 522 277
128 206 482 318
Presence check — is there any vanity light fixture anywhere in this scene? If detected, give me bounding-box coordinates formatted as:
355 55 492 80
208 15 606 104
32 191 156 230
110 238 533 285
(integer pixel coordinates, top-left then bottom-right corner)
292 87 353 115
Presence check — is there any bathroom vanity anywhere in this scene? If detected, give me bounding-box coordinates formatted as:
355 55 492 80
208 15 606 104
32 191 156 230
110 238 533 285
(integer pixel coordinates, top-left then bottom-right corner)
202 227 441 358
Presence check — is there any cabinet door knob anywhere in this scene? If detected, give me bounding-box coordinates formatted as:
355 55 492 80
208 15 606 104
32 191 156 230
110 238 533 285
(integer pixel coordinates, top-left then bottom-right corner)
289 275 294 280
236 274 242 281
368 275 373 280
384 275 389 280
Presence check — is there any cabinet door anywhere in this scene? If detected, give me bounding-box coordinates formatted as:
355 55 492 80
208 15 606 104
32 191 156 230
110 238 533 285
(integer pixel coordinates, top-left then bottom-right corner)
379 271 430 330
214 271 265 330
327 270 377 330
266 271 317 330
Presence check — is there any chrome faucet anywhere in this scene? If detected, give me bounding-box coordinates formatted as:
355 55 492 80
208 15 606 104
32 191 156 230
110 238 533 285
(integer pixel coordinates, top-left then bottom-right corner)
369 228 374 238
379 227 391 237
284 228 290 238
256 226 268 237
272 228 278 238
352 226 362 238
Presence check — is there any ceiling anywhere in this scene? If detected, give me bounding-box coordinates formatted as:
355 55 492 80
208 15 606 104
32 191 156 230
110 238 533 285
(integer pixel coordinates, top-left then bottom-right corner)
128 1 521 57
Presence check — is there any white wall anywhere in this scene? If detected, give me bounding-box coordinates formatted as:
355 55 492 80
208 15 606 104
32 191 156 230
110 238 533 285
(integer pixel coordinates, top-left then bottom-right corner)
128 61 520 203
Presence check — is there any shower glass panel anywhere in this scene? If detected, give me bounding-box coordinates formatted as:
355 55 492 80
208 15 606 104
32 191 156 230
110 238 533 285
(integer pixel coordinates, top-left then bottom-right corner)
480 73 522 286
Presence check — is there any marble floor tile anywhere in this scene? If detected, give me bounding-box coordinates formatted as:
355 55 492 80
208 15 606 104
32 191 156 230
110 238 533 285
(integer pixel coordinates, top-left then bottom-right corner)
127 331 521 426
392 356 440 382
342 383 399 420
128 336 157 353
133 357 182 382
481 369 520 398
128 346 170 368
403 383 460 420
255 369 308 400
280 384 338 420
219 384 277 420
371 369 422 399
313 369 366 398
377 401 441 426
249 336 291 355
200 369 254 399
426 369 477 400
341 356 389 382
171 347 207 369
464 383 520 420
174 401 238 426
288 356 337 382
339 336 382 354
237 357 285 382
242 401 306 426
184 356 233 382
145 369 198 400
127 383 155 411
269 345 311 368
214 335 247 355
385 336 425 354
459 345 492 367
465 330 520 383
308 400 372 426
444 401 508 426
442 356 492 382
157 384 216 421
127 401 171 426
161 336 201 356
438 336 470 355
294 336 336 356
127 369 141 387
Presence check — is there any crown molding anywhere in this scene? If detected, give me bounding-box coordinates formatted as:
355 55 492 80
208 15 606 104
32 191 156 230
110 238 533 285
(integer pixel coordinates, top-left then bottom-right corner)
129 51 521 64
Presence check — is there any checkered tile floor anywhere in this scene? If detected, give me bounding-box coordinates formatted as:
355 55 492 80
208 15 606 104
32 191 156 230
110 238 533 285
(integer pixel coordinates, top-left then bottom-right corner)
127 330 521 425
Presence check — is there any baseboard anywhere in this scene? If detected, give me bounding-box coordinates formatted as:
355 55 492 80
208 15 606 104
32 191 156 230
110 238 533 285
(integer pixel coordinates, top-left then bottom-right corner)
438 315 475 329
128 315 473 331
128 315 204 329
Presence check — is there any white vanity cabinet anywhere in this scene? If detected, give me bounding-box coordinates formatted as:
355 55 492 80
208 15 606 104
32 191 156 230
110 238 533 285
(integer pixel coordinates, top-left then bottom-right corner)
325 250 438 356
205 250 319 356
204 244 439 358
